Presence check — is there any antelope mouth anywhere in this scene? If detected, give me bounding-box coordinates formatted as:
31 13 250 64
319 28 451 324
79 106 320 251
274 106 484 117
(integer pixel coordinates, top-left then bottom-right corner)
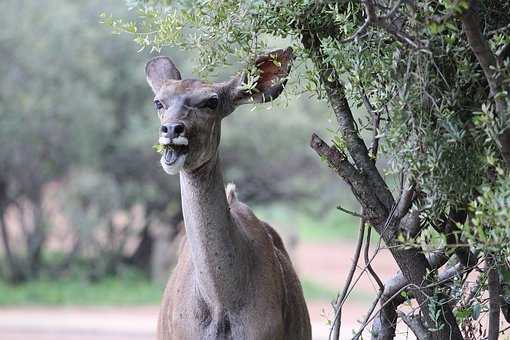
159 136 189 175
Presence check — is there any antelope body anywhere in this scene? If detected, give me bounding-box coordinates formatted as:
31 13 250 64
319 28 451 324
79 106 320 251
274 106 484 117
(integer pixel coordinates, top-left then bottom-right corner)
145 48 311 340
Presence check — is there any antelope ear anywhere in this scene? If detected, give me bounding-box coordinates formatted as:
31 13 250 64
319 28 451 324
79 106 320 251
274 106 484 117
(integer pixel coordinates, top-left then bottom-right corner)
232 47 294 105
145 56 182 93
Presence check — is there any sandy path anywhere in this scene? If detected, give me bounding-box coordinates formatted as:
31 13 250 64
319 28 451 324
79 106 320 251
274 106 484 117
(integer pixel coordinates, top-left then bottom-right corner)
0 241 405 340
0 306 363 340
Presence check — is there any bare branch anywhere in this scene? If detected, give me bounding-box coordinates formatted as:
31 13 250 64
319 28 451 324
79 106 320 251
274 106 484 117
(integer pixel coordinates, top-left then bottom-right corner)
339 0 425 50
302 31 395 213
340 19 371 44
351 225 384 340
461 0 505 110
395 179 415 219
370 250 451 339
488 23 510 37
381 0 406 20
375 19 424 50
371 272 406 340
336 205 363 218
398 312 431 340
364 225 384 291
353 290 383 340
461 0 510 167
487 254 501 340
310 133 388 223
330 217 366 340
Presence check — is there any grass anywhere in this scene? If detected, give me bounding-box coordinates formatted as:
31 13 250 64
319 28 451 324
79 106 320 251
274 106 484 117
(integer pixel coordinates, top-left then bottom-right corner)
0 269 345 306
0 270 164 306
301 278 336 301
301 278 379 303
254 203 360 241
0 202 368 306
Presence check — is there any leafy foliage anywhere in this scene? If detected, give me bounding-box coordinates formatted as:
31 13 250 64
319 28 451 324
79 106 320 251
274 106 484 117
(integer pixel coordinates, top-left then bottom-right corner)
0 0 345 283
113 0 509 220
109 0 510 337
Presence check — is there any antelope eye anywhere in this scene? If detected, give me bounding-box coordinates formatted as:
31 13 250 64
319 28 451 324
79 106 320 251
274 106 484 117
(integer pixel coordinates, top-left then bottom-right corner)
154 100 164 110
199 96 218 110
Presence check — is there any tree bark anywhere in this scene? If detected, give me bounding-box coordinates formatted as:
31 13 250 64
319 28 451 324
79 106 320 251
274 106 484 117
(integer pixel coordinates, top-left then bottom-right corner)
0 212 24 283
305 32 463 338
461 0 510 167
0 180 25 283
487 254 501 340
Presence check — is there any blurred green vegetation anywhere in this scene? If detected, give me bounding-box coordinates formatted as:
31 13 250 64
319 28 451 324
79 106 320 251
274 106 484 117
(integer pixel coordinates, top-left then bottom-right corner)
300 280 373 303
0 0 356 286
300 279 336 301
0 267 344 305
0 269 163 306
254 204 360 241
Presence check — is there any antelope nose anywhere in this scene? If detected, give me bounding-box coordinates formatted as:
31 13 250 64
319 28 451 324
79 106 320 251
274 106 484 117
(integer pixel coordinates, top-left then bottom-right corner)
160 123 185 138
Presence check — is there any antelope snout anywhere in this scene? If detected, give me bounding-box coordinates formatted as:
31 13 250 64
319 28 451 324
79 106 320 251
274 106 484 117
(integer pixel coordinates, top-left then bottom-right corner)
161 123 185 139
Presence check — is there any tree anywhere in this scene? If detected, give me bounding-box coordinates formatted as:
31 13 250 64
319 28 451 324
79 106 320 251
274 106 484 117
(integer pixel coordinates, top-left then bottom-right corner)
113 0 510 339
0 0 330 284
0 0 116 281
0 0 182 281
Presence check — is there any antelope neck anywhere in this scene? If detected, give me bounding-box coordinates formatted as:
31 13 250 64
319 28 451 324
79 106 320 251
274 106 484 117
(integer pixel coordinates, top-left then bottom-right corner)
179 154 250 308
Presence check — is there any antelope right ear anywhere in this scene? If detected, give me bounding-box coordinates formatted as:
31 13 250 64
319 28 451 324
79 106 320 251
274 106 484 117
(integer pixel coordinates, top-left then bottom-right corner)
145 56 182 93
231 47 295 106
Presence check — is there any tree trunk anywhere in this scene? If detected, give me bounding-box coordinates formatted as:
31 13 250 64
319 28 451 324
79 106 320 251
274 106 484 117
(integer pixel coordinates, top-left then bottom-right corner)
0 179 25 283
303 26 463 338
0 212 25 283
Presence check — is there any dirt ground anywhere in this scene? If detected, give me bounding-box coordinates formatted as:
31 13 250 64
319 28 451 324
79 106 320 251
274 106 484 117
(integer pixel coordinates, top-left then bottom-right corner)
0 241 421 340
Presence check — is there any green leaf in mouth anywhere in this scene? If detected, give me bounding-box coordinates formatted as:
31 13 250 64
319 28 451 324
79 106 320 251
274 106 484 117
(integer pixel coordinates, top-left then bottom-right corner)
152 143 171 154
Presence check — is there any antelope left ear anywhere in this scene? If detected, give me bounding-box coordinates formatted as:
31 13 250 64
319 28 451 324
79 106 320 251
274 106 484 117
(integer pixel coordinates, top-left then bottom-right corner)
231 47 295 106
145 56 182 94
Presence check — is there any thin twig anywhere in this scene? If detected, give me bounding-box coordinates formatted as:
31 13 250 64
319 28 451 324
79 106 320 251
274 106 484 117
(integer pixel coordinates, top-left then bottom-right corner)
398 312 431 340
381 0 406 19
353 290 384 340
487 254 501 340
364 225 384 290
336 205 363 218
330 216 366 340
351 226 384 339
488 23 510 36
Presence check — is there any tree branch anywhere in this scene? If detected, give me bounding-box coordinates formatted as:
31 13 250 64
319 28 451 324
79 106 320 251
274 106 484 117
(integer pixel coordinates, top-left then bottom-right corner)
398 312 431 340
370 250 452 339
302 31 395 213
487 254 501 340
310 133 388 223
330 217 365 340
395 179 415 219
338 0 425 49
461 0 510 167
432 210 478 268
336 205 363 218
351 225 384 340
303 17 462 340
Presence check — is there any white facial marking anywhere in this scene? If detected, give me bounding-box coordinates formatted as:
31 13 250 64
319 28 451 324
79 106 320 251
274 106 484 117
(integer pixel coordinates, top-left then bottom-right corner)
171 136 189 145
159 137 171 145
158 136 188 146
160 154 186 175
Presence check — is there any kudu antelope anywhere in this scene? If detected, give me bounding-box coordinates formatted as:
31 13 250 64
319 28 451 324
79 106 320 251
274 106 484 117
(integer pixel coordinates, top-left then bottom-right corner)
145 48 311 340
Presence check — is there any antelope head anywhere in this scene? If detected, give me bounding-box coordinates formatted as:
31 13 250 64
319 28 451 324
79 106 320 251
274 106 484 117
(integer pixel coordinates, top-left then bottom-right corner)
145 48 294 175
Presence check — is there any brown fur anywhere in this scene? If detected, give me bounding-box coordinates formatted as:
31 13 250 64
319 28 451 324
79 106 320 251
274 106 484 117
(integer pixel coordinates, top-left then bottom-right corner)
158 186 311 339
145 48 311 340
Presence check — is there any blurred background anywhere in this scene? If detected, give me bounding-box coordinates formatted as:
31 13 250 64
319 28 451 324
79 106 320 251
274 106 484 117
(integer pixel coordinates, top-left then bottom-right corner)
0 1 398 339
